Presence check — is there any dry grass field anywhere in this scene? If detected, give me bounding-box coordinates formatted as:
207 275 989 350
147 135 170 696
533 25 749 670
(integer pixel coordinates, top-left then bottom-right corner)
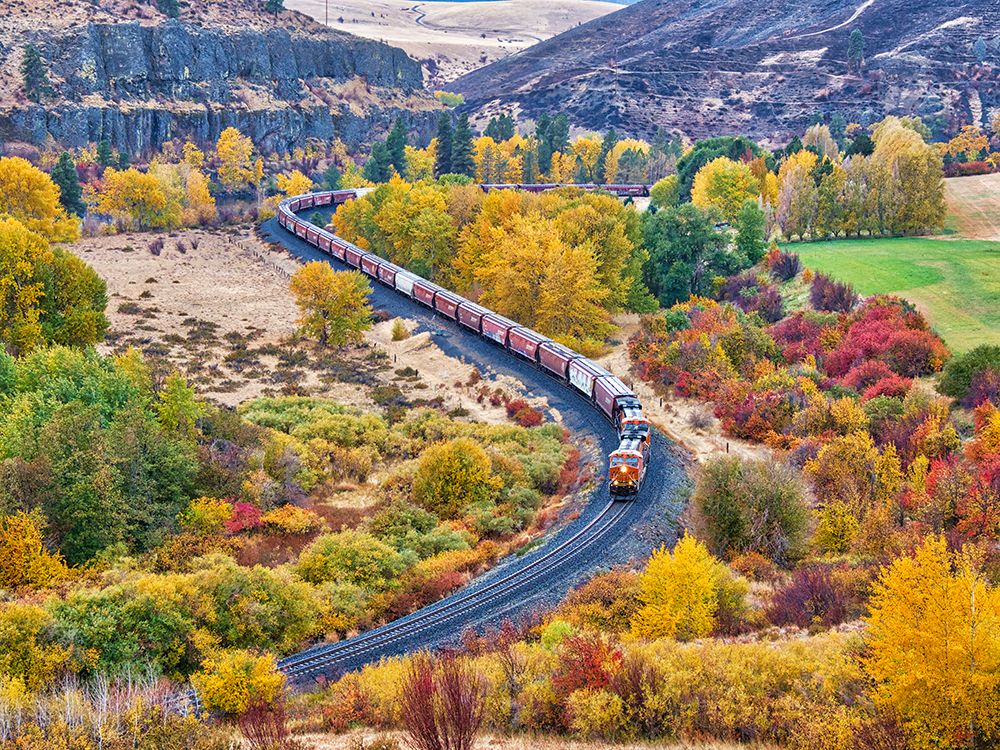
68 226 534 420
299 731 774 750
944 172 1000 241
285 0 621 84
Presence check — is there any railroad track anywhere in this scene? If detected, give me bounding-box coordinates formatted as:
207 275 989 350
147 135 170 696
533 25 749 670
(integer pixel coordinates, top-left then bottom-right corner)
280 498 630 682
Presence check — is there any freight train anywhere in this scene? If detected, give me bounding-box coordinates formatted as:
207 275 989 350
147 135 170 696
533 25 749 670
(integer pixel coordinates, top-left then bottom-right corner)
278 186 652 497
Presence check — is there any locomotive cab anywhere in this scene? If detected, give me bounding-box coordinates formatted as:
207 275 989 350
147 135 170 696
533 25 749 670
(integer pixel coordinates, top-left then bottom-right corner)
609 431 649 497
616 398 650 447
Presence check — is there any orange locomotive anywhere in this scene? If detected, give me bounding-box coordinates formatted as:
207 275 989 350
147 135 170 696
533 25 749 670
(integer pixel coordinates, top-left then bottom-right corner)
609 429 649 497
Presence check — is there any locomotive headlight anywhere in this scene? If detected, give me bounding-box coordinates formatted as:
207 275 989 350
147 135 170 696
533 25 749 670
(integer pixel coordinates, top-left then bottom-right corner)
619 466 628 474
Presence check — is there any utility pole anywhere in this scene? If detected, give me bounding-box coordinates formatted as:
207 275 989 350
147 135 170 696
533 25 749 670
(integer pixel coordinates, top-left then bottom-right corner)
325 0 329 26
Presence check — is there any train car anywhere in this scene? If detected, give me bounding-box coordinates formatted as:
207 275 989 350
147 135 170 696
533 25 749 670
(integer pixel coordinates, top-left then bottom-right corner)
344 246 364 268
538 341 578 379
317 233 333 253
567 358 607 399
617 397 650 446
377 263 399 287
593 375 636 423
293 221 307 239
360 255 382 279
608 429 649 497
457 301 489 333
481 313 518 347
329 240 348 262
314 192 333 206
508 327 547 363
413 279 440 308
306 227 320 246
433 290 463 320
394 270 420 298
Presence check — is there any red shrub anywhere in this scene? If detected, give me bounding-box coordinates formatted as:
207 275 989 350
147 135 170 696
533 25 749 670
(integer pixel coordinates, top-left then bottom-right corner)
768 249 802 281
963 369 1000 408
552 633 623 695
944 161 996 177
505 398 529 417
513 406 544 427
401 654 485 750
841 360 895 392
861 374 912 401
769 312 835 363
225 502 263 534
238 700 291 750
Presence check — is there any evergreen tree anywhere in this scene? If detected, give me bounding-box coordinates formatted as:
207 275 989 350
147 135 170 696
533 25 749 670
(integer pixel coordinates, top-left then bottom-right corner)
20 45 50 104
264 0 284 14
323 163 342 190
536 114 554 175
522 148 537 183
973 37 988 64
50 152 85 217
596 128 618 184
363 142 393 183
117 150 131 170
734 200 766 265
485 113 515 142
434 112 453 178
845 132 875 157
385 117 407 176
97 140 114 168
784 136 804 157
451 114 475 178
157 0 179 17
847 29 865 72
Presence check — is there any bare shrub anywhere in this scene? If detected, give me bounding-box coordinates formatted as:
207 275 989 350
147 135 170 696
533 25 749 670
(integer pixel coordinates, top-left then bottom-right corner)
238 698 299 750
401 654 484 750
687 406 714 431
176 240 188 254
148 238 164 256
190 236 201 251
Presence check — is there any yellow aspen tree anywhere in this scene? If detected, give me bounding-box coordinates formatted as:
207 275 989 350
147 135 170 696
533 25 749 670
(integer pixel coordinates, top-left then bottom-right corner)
289 263 372 348
184 168 217 225
691 156 759 222
0 217 52 354
276 169 314 198
631 534 727 641
865 536 1000 748
215 127 256 191
0 156 79 242
0 512 68 590
182 142 205 168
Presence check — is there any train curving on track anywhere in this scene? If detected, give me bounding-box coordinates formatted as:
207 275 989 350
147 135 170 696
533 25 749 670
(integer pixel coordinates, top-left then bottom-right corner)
277 183 654 497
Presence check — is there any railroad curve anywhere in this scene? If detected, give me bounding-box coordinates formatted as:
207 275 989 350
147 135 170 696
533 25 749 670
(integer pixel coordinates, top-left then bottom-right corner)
247 186 689 688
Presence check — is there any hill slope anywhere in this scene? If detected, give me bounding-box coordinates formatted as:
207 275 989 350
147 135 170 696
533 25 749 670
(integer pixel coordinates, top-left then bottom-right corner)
0 0 438 155
450 0 1000 142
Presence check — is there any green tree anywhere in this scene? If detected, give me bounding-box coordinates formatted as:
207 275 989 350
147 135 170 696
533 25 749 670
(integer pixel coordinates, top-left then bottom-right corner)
676 136 763 200
485 113 515 141
296 530 407 592
641 203 736 306
596 128 618 184
363 142 393 183
451 114 476 178
20 45 50 103
157 0 180 17
434 112 453 178
96 140 114 169
323 163 342 190
733 199 767 264
39 248 109 347
848 29 865 72
50 152 85 217
264 0 284 14
385 117 408 176
289 263 373 348
412 437 501 519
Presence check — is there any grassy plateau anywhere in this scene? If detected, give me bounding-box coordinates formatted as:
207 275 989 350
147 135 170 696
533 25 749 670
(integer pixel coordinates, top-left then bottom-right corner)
792 237 1000 353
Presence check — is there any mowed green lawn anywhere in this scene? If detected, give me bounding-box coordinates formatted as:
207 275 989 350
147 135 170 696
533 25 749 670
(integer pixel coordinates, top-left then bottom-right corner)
791 238 1000 353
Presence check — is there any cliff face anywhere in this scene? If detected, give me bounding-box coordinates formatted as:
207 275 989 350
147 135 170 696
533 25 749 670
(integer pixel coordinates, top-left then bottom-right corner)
0 18 436 154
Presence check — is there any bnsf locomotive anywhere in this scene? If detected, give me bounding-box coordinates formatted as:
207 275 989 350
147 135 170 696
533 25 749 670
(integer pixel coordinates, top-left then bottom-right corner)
278 185 653 497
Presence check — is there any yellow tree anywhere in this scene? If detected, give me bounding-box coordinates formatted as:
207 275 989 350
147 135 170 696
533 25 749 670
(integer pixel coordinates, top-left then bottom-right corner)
572 135 603 183
192 650 286 715
182 141 205 168
0 512 68 590
603 139 650 183
275 169 314 197
946 124 989 158
777 150 819 239
96 167 178 230
216 127 259 192
691 156 759 222
631 534 731 640
0 156 79 242
412 437 501 519
865 536 1000 748
0 217 52 354
184 168 217 225
404 143 435 182
289 263 372 348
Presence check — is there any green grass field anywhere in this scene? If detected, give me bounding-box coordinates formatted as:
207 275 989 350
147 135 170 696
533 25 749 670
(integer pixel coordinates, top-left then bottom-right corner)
791 237 1000 353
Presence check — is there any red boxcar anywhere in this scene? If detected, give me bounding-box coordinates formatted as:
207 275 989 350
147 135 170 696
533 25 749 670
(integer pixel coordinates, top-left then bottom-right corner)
377 264 398 286
294 222 306 239
306 228 319 245
593 376 635 421
508 327 547 362
413 280 440 307
345 246 364 268
300 195 315 209
538 341 578 379
315 193 332 206
328 241 347 262
360 255 381 278
482 314 517 346
434 291 462 320
457 302 488 333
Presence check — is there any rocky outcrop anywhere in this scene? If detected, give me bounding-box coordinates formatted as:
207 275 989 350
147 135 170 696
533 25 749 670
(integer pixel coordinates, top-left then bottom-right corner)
0 19 434 154
450 0 1000 143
